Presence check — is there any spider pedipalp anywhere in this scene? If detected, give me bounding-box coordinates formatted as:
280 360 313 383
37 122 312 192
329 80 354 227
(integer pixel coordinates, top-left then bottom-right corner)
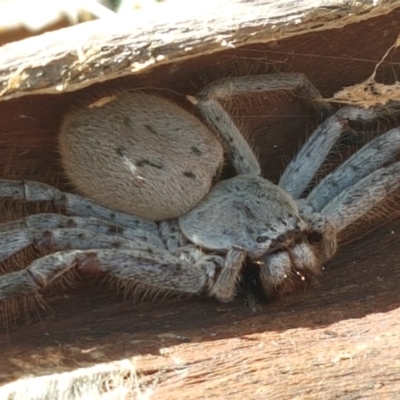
0 74 399 318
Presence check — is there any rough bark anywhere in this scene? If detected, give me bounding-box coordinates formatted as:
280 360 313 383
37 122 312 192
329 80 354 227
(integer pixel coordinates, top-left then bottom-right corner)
0 0 398 101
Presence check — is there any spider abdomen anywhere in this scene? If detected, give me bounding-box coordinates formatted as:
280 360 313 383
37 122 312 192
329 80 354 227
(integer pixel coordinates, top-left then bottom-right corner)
59 92 224 221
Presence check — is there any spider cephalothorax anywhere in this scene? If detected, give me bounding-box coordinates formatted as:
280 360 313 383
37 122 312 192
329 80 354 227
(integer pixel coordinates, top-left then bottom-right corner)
0 73 399 309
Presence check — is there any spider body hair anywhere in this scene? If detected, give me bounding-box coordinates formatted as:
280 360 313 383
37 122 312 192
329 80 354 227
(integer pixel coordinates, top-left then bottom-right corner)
0 74 399 319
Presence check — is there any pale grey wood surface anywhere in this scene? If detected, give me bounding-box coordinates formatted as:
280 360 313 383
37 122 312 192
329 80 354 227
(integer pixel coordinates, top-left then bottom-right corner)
0 0 398 101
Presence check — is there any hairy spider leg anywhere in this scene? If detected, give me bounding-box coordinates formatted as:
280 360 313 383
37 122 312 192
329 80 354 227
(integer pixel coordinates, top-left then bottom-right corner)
191 72 329 176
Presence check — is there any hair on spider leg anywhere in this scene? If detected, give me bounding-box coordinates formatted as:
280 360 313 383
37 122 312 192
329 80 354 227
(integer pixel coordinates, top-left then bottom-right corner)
0 164 83 326
0 150 65 223
99 273 192 305
0 285 52 331
3 77 400 329
0 282 72 338
0 245 80 327
338 188 400 246
337 107 400 148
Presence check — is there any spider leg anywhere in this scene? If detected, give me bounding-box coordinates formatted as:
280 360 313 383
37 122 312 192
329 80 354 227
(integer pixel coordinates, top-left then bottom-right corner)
0 213 164 247
279 107 388 199
307 127 400 212
298 212 337 260
189 73 327 176
208 248 246 302
0 179 158 234
158 220 189 253
268 144 400 294
0 228 159 263
0 247 245 302
322 160 400 232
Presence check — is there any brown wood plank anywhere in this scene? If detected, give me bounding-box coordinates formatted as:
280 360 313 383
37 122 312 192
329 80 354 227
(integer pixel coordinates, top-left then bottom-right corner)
1 218 400 399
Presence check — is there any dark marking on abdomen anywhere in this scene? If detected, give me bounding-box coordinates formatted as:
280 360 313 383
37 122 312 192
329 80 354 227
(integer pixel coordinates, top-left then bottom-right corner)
183 171 196 179
115 147 126 157
137 159 164 169
190 146 203 155
144 124 158 135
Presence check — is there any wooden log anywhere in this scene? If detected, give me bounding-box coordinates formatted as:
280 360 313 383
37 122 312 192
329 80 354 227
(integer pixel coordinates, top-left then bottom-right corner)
1 1 400 399
0 0 398 101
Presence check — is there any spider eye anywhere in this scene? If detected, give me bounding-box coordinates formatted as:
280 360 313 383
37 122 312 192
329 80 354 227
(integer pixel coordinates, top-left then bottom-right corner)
256 235 270 243
277 234 286 243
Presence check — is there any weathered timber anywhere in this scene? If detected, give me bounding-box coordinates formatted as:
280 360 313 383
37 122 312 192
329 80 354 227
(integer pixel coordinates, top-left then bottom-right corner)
0 0 399 101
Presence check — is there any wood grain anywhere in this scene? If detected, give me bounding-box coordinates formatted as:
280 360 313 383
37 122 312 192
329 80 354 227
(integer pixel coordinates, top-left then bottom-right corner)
0 0 397 101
